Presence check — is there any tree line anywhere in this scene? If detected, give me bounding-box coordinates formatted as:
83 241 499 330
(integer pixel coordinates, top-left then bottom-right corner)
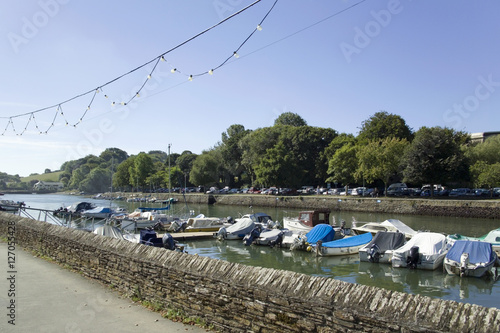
2 111 499 194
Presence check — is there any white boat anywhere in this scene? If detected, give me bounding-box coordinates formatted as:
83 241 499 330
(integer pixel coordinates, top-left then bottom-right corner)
359 231 406 263
392 232 448 270
447 228 500 254
312 233 373 256
237 212 273 226
352 219 417 239
282 208 331 232
254 228 286 246
81 206 115 219
184 215 230 232
444 240 500 278
0 199 21 212
215 217 255 240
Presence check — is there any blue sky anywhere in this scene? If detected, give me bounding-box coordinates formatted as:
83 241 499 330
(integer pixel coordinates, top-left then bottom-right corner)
1 0 499 177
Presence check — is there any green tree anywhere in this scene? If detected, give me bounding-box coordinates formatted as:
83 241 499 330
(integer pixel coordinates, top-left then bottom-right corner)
356 137 409 194
176 151 198 177
190 151 220 187
402 127 469 187
220 124 251 186
69 168 86 189
113 156 135 189
358 111 413 143
99 148 129 164
326 143 358 187
254 141 302 188
274 112 307 127
130 153 154 189
79 167 112 193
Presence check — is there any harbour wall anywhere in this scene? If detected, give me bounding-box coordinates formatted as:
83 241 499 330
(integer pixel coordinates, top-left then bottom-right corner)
166 194 500 219
2 212 500 333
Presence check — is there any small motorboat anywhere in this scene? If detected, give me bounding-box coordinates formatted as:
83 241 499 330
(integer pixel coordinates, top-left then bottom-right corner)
81 206 115 219
352 219 417 239
290 224 336 251
359 231 406 263
392 232 448 270
215 217 255 240
444 240 500 278
447 228 500 254
311 232 373 256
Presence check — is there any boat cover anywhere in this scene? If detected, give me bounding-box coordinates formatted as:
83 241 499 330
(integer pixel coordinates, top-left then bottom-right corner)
226 218 255 234
93 225 125 240
306 224 335 244
381 219 417 237
366 231 405 252
187 217 221 228
321 232 372 248
394 232 446 255
84 207 113 214
446 240 495 264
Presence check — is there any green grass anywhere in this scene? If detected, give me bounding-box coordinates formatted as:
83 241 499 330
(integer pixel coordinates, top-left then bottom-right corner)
21 171 63 183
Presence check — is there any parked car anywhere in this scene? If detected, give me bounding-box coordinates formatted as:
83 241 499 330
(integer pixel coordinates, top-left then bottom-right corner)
473 188 490 197
449 188 472 197
386 183 409 196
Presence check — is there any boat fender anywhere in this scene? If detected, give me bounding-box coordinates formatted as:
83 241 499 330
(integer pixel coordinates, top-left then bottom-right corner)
407 246 420 269
368 244 381 263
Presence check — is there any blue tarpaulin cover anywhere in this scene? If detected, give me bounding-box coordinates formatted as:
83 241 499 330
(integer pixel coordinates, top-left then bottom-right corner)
446 240 494 264
306 224 335 244
321 232 373 248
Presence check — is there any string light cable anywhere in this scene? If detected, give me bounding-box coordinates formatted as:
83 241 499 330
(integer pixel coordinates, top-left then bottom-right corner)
0 0 277 135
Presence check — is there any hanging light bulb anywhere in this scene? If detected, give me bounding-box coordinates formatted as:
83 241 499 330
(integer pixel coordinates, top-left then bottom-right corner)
257 24 262 31
208 69 214 75
87 106 91 110
121 102 126 106
147 74 151 79
136 92 140 97
111 102 115 106
188 75 193 81
160 55 165 61
104 94 109 98
233 52 239 58
171 68 177 73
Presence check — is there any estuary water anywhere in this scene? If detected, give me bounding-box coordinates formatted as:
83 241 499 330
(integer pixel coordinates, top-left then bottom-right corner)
3 193 500 309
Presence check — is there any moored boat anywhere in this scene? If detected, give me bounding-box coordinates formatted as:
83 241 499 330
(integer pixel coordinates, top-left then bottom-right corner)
447 228 500 254
352 219 417 240
359 231 406 263
215 217 255 240
444 240 500 278
290 224 336 251
392 232 448 270
312 232 373 256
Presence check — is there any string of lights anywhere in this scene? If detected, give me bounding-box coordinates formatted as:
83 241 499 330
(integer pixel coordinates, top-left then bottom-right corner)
1 0 278 136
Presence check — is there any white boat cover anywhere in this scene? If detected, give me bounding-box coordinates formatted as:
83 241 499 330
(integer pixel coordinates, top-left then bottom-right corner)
187 217 222 228
226 218 255 235
393 232 446 256
93 225 125 240
380 219 417 237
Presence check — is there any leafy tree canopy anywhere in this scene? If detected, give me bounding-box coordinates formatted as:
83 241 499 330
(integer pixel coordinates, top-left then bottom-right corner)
358 111 413 143
274 112 307 127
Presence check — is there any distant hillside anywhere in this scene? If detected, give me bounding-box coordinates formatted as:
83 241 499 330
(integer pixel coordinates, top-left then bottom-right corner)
21 171 63 183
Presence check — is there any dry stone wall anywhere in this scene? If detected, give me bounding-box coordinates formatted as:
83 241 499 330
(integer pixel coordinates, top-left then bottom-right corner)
2 212 500 332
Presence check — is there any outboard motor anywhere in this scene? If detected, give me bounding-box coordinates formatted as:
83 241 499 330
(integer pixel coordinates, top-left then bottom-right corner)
243 226 261 246
269 231 284 248
216 227 227 240
368 244 381 263
162 233 176 250
227 216 234 224
460 252 470 277
407 246 420 269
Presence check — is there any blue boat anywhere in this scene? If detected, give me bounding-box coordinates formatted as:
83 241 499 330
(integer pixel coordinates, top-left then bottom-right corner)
312 233 373 256
444 240 500 278
290 224 336 251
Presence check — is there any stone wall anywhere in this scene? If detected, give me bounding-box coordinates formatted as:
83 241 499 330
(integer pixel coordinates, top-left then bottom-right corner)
2 212 500 332
167 194 500 219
